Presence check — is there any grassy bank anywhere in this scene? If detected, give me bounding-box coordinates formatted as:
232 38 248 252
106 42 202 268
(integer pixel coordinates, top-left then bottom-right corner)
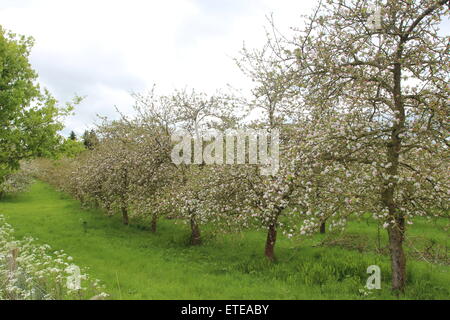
0 181 448 299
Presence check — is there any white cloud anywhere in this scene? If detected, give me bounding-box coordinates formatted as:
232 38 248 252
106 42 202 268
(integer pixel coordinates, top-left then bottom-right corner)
0 0 315 135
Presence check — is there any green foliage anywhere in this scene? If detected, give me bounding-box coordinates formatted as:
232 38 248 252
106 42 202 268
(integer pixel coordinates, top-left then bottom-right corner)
0 26 74 172
58 139 86 158
69 131 77 141
0 169 32 199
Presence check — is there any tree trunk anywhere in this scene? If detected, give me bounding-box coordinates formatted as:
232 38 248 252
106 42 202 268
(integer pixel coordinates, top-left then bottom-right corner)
388 217 406 293
320 221 326 234
150 214 158 233
190 218 201 245
385 55 406 293
121 207 129 225
265 223 277 261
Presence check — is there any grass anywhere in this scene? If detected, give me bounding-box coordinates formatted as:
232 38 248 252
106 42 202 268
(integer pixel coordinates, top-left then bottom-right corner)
0 181 448 299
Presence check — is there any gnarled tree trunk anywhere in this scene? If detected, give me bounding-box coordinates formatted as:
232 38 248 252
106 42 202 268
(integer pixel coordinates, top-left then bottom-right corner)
190 218 201 245
121 206 129 225
151 214 158 233
388 217 406 293
385 57 406 293
320 221 326 234
265 223 277 261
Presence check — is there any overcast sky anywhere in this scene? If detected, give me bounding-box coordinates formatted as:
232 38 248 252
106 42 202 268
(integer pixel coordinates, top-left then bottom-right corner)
0 0 317 136
1 1 448 136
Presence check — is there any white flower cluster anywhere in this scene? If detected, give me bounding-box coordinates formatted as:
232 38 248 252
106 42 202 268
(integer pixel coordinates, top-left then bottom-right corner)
0 170 33 196
0 215 108 300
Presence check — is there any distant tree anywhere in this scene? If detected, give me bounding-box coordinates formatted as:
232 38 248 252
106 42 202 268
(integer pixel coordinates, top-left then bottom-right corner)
166 89 241 245
69 131 77 141
82 130 99 150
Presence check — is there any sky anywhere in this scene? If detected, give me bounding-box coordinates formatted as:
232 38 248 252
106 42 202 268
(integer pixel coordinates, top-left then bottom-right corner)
0 0 316 136
1 1 448 136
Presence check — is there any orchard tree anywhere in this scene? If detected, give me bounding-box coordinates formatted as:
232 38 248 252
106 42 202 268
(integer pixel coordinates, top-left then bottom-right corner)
0 167 33 198
209 117 359 261
31 157 77 195
279 0 449 292
124 121 176 233
67 147 108 209
232 39 313 261
163 89 241 245
56 122 132 222
94 120 143 225
168 164 252 245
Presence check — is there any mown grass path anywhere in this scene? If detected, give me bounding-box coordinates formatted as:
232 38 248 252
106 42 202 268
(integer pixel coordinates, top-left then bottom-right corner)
0 181 448 299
